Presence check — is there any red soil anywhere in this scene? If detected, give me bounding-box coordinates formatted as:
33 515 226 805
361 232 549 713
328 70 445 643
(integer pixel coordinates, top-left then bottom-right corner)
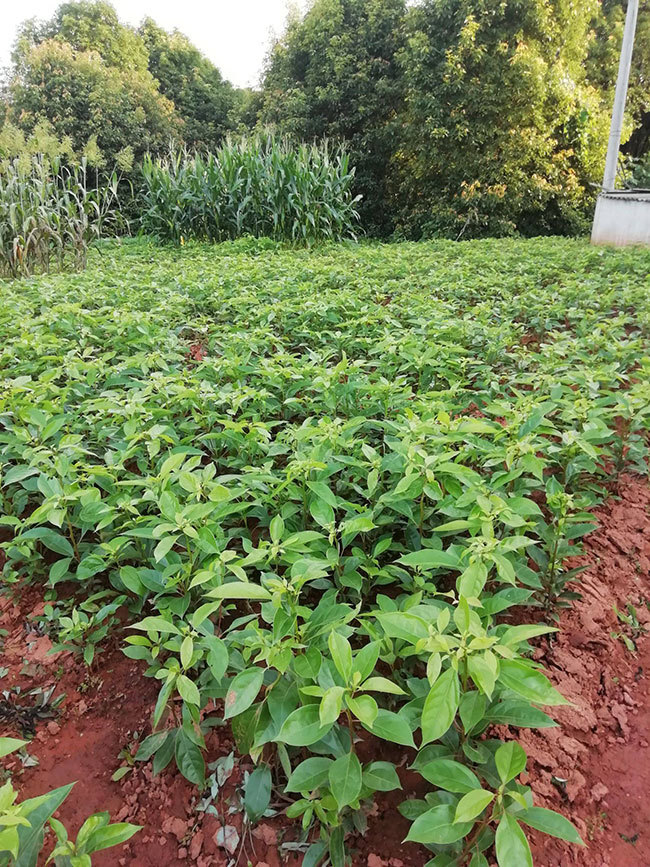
2 473 650 866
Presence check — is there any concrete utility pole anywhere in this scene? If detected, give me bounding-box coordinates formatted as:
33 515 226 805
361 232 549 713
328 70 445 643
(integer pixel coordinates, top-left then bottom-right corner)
601 0 639 191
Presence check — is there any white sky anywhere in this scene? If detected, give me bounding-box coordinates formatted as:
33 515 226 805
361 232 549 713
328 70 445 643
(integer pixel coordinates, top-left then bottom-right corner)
0 0 310 88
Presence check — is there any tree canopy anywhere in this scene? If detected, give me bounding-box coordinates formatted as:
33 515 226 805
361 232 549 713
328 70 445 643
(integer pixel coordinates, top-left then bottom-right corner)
0 0 648 235
260 0 407 234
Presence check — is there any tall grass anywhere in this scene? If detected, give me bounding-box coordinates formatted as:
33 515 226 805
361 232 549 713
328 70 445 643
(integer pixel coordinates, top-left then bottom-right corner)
0 155 122 278
140 133 361 244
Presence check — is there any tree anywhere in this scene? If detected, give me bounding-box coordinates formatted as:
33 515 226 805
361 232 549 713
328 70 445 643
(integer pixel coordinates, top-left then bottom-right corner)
587 1 650 161
7 38 177 164
12 1 149 74
260 0 407 234
139 18 240 150
391 0 611 238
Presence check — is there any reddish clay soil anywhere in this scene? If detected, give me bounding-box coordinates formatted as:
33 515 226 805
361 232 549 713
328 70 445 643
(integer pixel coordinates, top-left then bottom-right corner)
2 473 650 866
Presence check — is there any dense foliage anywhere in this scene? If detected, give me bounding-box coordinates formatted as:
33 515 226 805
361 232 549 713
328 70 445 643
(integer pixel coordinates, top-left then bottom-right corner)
140 135 361 244
7 3 177 165
0 154 121 278
1 0 648 237
260 0 406 235
139 18 241 151
2 1 240 166
390 0 610 238
1 238 649 865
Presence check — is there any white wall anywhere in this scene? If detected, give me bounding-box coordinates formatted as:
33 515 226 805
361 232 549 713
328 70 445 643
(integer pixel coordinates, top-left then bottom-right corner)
591 192 650 246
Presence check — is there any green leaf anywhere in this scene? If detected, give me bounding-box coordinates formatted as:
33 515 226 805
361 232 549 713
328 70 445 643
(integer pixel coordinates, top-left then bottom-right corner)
303 840 328 867
205 636 229 682
84 822 141 853
154 535 178 562
421 668 460 744
375 611 430 644
278 705 334 746
362 761 401 792
360 676 405 695
488 700 557 728
328 630 352 681
319 686 345 726
244 765 272 822
16 783 75 867
310 497 335 527
398 549 460 570
0 737 27 759
174 730 205 787
329 825 346 867
346 693 378 726
498 659 567 706
459 691 486 735
495 813 533 867
130 616 179 635
20 527 74 557
135 731 169 762
328 751 362 809
177 674 200 707
495 741 527 785
224 667 264 719
517 807 584 845
405 804 473 845
419 759 480 793
286 757 333 793
180 635 193 669
453 789 494 824
207 582 272 600
363 709 415 747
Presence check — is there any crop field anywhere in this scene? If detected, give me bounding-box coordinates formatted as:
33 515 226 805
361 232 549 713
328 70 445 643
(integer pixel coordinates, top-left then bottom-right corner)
2 236 650 867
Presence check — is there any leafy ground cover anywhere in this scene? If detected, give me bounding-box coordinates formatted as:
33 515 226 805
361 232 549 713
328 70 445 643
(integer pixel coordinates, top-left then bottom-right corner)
1 236 650 866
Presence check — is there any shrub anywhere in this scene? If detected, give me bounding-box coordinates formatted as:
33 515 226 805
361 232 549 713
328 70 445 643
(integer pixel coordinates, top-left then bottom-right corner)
139 133 361 244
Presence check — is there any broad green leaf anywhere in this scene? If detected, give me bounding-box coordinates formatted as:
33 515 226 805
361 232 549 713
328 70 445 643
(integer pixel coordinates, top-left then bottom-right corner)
319 686 345 726
495 741 527 785
328 630 352 681
419 759 480 793
0 737 27 759
174 730 205 787
84 822 141 853
207 582 272 600
286 757 333 793
224 667 264 719
517 807 584 845
405 804 473 844
360 676 405 695
459 691 486 735
278 705 334 746
398 549 460 570
346 693 378 726
498 659 567 706
177 674 200 707
495 813 533 867
453 789 494 823
328 751 362 809
244 765 271 822
421 669 460 744
16 783 75 867
363 709 415 747
362 761 401 792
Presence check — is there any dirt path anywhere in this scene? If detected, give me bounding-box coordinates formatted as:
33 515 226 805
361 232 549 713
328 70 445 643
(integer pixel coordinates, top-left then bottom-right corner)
529 474 650 867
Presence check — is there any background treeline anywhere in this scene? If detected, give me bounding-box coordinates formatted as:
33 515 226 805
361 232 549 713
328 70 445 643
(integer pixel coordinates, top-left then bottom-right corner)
0 0 648 239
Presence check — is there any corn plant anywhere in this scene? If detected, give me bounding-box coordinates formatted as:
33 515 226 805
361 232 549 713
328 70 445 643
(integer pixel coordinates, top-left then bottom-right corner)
0 155 122 278
139 133 361 244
